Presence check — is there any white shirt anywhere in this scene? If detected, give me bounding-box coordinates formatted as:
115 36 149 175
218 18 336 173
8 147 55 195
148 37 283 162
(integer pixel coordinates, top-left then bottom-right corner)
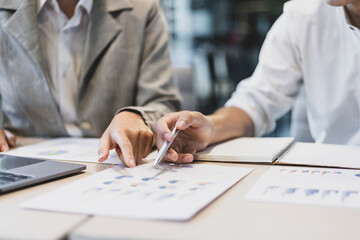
225 0 360 145
37 0 93 136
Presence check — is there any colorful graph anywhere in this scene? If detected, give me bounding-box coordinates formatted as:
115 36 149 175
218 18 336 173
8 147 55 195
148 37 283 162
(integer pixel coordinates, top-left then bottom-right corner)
279 168 343 175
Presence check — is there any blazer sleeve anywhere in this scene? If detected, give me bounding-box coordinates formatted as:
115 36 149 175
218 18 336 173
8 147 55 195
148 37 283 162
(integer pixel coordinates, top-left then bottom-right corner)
118 0 181 134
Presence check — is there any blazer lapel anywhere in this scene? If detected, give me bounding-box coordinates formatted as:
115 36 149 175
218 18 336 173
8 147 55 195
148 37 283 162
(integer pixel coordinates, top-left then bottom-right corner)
3 0 47 79
79 1 133 88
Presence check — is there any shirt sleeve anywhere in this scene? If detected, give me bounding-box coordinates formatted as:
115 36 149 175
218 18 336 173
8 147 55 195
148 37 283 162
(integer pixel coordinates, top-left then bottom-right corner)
225 3 303 136
117 0 182 135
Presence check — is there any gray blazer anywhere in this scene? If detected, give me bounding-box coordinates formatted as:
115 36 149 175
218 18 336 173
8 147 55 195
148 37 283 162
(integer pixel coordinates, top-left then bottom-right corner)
0 0 181 137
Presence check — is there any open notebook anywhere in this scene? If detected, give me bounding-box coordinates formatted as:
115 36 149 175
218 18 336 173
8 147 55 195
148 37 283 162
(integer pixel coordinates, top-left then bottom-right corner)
195 137 295 163
195 138 360 169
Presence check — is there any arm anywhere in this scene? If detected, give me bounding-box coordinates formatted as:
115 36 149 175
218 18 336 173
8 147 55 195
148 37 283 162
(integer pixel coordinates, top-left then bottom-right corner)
207 107 254 144
155 3 303 163
98 0 181 167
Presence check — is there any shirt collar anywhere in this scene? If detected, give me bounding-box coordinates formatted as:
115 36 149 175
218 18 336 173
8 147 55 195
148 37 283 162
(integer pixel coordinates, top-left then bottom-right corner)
37 0 93 16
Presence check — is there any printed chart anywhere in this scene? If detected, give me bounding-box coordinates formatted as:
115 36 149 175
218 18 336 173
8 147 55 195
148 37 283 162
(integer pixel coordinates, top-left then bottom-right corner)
245 166 360 208
22 162 253 220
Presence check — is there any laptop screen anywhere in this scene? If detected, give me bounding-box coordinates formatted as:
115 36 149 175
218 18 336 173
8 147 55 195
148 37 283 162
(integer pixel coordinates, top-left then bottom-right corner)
0 155 45 171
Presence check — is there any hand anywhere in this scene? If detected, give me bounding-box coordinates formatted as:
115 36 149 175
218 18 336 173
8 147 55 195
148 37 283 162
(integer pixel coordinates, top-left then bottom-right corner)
98 111 153 167
0 129 16 152
155 111 214 163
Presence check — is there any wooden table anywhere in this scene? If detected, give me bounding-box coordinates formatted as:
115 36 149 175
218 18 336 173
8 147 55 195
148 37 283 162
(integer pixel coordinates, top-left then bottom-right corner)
1 137 360 240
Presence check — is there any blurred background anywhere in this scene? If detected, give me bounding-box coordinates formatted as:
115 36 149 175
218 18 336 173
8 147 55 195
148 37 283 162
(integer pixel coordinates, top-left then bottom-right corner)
160 0 294 137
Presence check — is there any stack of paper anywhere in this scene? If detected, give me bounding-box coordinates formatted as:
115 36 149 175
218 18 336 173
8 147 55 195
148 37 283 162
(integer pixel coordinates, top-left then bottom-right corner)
195 137 294 163
21 162 253 221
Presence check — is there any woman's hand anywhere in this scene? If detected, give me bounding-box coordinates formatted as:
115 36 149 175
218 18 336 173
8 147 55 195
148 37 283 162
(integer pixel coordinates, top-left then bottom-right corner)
98 111 153 167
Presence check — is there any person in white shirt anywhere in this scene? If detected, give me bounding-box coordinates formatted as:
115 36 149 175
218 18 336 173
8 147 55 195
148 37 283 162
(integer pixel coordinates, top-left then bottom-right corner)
0 0 181 168
154 0 360 163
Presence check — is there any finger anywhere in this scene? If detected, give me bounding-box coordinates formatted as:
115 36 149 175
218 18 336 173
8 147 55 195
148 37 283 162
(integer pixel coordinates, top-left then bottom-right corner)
98 131 112 162
111 131 136 168
163 148 178 162
4 130 16 147
115 147 125 165
155 112 183 142
177 153 195 163
175 111 205 130
135 131 143 165
0 129 9 152
138 132 147 161
164 150 194 164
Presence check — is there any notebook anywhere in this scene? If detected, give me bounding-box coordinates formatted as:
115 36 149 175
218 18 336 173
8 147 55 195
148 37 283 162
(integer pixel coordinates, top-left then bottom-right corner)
195 137 295 163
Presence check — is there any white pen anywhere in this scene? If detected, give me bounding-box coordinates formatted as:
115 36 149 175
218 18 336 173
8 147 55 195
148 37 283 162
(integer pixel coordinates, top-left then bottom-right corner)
153 127 180 168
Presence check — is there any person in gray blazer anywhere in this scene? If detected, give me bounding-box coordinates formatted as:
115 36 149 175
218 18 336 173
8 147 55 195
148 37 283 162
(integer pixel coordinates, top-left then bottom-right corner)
0 0 181 167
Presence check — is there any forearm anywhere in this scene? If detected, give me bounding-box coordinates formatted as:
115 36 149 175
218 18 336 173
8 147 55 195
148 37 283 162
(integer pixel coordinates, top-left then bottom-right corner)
207 107 254 145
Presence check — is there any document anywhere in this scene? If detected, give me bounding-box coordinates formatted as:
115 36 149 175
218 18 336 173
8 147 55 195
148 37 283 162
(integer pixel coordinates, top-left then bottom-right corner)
278 142 360 169
245 166 360 208
4 138 157 164
195 137 294 163
21 162 253 220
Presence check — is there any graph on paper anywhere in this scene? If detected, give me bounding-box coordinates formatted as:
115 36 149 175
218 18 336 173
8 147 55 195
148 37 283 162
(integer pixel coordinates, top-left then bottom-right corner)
21 162 253 220
245 167 360 208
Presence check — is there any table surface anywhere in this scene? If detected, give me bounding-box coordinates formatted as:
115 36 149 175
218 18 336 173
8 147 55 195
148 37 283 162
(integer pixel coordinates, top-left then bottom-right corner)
2 137 360 240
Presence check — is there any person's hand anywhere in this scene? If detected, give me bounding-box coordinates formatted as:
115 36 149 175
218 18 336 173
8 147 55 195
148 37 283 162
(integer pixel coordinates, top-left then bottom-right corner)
98 111 153 167
155 111 214 163
0 129 16 152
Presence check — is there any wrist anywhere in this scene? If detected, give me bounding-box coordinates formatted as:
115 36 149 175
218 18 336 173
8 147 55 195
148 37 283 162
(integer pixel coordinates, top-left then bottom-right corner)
118 109 145 122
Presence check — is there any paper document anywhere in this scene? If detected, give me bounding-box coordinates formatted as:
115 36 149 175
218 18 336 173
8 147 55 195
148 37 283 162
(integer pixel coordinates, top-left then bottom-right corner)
21 162 253 220
4 138 157 164
278 142 360 169
245 166 360 209
195 137 294 163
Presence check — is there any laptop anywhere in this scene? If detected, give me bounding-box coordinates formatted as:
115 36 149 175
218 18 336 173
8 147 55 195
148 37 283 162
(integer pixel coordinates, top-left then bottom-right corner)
0 154 86 193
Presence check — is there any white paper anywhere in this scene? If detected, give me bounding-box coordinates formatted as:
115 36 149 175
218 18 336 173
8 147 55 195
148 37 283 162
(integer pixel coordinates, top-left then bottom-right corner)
245 166 360 209
4 138 157 164
195 137 294 163
21 162 253 220
278 142 360 169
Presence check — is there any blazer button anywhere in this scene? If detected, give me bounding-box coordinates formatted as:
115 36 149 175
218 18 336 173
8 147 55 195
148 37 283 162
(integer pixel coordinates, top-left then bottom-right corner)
80 121 92 130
